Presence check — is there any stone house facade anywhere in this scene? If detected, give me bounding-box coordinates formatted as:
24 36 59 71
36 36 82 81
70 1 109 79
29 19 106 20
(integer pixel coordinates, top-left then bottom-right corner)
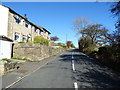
0 5 51 43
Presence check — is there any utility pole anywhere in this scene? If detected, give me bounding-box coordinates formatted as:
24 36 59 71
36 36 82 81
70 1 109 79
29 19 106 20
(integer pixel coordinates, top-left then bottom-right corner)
66 34 67 45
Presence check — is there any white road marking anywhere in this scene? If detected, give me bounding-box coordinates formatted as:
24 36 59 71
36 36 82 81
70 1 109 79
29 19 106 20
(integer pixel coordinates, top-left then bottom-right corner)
72 60 75 71
5 59 56 89
72 55 74 59
74 82 78 90
72 53 74 59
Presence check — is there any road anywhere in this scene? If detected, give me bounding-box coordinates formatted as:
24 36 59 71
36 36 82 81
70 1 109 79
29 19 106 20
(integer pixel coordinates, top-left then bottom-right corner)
8 49 120 89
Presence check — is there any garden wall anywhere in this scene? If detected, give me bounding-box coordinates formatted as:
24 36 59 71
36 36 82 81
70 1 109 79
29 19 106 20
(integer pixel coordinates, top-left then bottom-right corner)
13 43 66 61
0 61 17 75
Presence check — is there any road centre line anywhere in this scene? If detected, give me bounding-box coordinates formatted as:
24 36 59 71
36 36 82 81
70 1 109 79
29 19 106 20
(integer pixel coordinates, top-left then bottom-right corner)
72 60 75 71
74 82 78 90
72 53 74 59
71 53 75 71
72 53 78 90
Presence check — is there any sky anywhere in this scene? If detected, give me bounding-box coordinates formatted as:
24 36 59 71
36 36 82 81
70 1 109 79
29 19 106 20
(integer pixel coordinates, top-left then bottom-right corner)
1 2 117 47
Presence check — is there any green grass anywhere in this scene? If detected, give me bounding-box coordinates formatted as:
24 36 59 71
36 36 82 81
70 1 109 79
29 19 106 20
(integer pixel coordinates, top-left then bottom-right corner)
1 58 12 63
11 57 28 60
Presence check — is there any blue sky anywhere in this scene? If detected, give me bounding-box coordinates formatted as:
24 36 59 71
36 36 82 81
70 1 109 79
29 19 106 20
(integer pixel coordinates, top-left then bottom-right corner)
2 2 116 47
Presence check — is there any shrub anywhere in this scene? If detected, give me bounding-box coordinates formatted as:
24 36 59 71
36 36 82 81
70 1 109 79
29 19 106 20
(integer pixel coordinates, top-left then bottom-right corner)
96 44 120 71
34 36 49 46
78 37 93 51
83 45 99 55
18 42 25 43
57 45 67 48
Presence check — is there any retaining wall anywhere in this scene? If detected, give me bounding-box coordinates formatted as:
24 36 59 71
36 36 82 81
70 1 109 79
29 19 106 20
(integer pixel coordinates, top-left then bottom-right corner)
13 43 66 61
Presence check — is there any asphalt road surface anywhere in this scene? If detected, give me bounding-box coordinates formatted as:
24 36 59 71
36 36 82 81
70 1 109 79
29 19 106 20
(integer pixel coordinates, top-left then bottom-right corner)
8 49 120 89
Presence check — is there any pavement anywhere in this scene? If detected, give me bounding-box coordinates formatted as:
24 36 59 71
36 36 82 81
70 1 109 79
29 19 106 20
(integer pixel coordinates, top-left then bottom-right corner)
2 53 63 89
2 49 120 89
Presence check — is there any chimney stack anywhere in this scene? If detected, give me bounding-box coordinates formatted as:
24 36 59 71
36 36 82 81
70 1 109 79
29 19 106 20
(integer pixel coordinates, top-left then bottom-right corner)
24 14 28 19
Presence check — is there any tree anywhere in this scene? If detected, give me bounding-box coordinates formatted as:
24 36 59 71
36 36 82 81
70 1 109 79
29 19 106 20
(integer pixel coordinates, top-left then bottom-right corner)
66 41 74 48
81 24 109 45
110 1 120 44
111 1 120 17
73 16 91 37
50 36 59 42
111 1 120 31
105 30 120 45
78 37 93 51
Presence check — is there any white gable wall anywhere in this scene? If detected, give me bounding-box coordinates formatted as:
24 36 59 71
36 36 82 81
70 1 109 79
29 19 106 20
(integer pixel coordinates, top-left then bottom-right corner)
0 40 12 59
0 5 9 37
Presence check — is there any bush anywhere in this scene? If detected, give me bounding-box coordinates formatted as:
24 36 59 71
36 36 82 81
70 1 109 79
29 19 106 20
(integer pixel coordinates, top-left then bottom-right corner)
83 45 99 55
57 45 67 48
18 42 25 43
94 44 120 71
97 45 120 62
78 37 93 51
34 36 49 46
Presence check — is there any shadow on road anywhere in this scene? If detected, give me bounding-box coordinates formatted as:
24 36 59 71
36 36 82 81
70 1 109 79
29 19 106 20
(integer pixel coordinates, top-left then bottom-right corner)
59 49 120 88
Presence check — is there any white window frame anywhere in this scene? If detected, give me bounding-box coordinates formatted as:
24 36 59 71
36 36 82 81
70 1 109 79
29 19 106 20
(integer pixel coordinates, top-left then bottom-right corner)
14 32 20 42
22 35 27 42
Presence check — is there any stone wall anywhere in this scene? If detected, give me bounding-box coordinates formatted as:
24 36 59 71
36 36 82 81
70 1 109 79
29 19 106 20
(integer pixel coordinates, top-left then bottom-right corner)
0 62 4 75
13 43 66 61
0 62 17 76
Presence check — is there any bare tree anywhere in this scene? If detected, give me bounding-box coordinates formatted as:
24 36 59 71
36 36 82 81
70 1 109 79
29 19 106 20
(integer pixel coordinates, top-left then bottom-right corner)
73 16 91 37
81 24 109 45
50 36 59 42
111 1 120 31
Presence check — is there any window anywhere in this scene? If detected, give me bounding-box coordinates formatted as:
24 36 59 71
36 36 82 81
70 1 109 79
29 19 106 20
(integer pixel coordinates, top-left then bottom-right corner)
25 22 29 28
14 32 20 41
34 27 37 32
20 19 24 25
40 30 43 33
22 35 27 42
43 30 46 33
16 18 21 24
14 14 21 24
38 30 43 35
28 24 31 29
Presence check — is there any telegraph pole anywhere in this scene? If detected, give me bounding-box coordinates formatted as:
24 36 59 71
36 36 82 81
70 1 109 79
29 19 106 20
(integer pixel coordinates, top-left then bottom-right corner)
66 34 67 45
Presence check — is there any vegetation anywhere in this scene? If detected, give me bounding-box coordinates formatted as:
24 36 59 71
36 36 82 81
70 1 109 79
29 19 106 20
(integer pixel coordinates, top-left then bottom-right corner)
34 36 49 46
50 36 59 42
18 41 25 43
1 58 13 63
11 57 28 60
73 16 91 36
66 41 75 48
57 43 67 48
83 45 99 55
75 2 120 71
78 37 93 51
111 1 120 30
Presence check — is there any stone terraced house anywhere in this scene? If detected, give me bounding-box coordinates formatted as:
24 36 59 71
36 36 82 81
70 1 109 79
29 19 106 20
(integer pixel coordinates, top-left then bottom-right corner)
0 5 51 42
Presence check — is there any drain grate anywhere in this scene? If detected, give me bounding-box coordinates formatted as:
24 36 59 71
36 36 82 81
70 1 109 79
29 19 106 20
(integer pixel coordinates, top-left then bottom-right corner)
17 70 28 73
10 70 28 76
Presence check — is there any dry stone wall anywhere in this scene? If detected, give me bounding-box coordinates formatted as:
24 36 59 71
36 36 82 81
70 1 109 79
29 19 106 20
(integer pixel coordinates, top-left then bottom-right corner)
13 43 66 61
0 61 17 75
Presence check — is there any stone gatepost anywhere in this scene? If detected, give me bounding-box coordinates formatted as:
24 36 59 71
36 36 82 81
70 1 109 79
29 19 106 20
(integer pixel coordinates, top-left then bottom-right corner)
0 62 5 76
